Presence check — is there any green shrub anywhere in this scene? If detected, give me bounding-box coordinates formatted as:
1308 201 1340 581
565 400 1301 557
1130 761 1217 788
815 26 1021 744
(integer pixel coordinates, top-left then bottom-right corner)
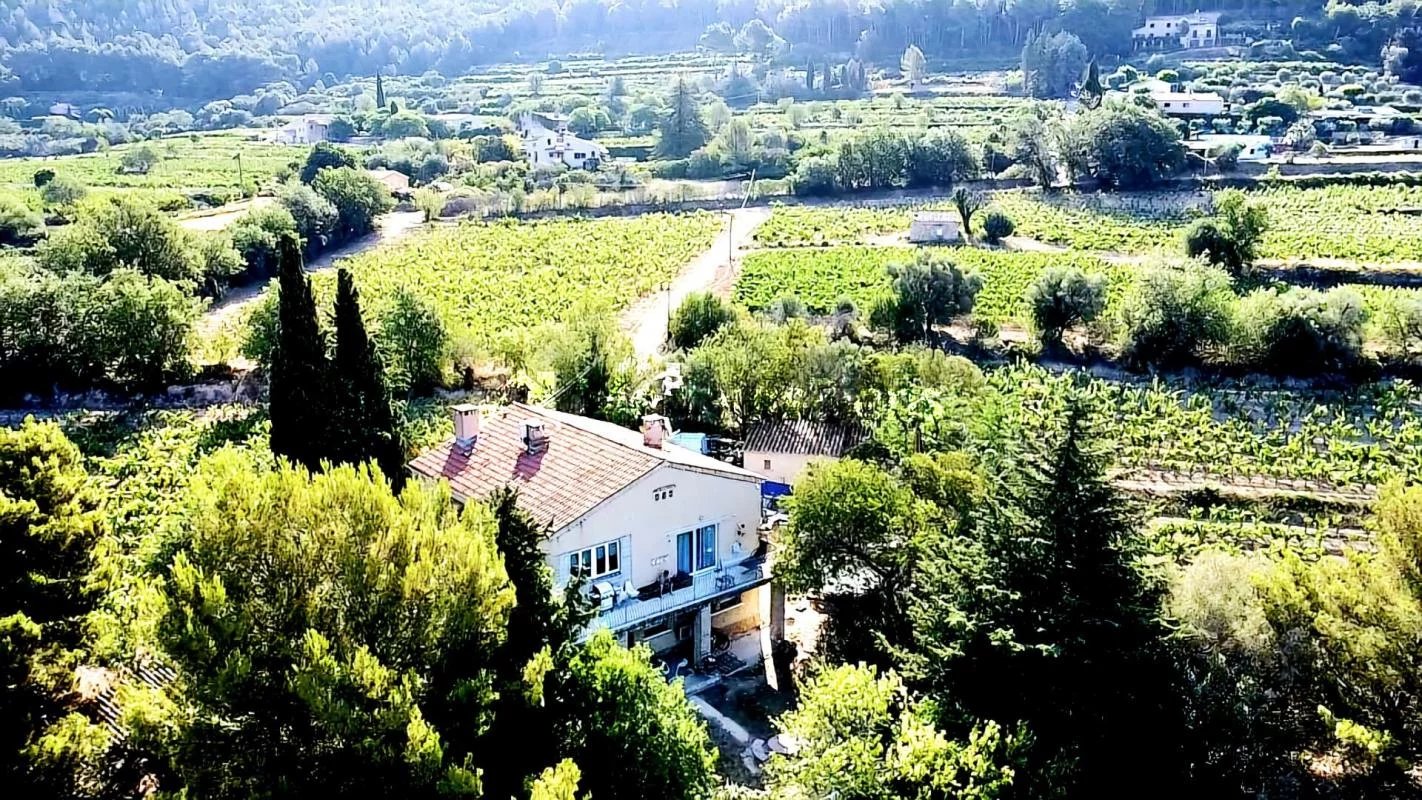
980 210 1015 243
1233 286 1368 373
1025 266 1106 347
1118 261 1235 368
670 291 737 350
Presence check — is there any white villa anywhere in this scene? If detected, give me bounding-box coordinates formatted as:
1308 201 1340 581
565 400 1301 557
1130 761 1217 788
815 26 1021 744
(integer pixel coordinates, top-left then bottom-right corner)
1152 90 1228 116
516 112 608 170
1133 11 1222 50
408 404 783 665
272 114 334 145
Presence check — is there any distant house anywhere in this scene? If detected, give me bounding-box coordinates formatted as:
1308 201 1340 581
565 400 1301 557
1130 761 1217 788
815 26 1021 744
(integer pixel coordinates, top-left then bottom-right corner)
367 168 411 194
1186 134 1273 162
272 114 334 145
408 404 782 663
48 102 81 119
1133 11 1222 50
907 211 962 244
516 111 608 170
743 419 868 492
1152 90 1227 116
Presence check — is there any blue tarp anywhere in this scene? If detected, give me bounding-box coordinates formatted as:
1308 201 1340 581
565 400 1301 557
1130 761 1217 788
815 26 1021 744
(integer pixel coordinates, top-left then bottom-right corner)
670 432 708 455
762 481 792 498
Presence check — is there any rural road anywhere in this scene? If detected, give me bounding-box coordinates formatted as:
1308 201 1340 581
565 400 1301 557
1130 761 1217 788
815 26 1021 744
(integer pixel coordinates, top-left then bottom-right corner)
623 206 771 359
178 197 277 232
199 210 426 340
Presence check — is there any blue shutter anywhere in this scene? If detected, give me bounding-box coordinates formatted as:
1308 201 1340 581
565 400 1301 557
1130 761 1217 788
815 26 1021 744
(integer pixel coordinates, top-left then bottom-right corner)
697 524 716 571
676 531 692 575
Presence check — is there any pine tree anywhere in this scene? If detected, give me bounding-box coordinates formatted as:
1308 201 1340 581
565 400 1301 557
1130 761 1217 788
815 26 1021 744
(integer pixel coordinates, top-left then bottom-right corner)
903 390 1185 796
653 77 709 158
375 71 386 109
269 234 330 471
805 59 815 92
330 268 405 485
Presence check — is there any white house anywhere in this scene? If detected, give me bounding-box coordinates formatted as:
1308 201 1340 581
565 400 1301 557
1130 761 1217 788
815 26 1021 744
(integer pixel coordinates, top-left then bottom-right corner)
907 211 962 243
1152 90 1227 116
1186 134 1273 162
516 111 608 170
1133 11 1222 49
744 420 867 491
408 403 783 664
272 114 334 145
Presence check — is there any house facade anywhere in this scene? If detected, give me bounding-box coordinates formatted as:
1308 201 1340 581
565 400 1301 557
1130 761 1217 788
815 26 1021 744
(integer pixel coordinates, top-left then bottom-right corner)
408 403 782 664
744 419 868 492
1152 90 1227 116
907 211 962 244
272 114 333 145
516 111 608 170
1133 11 1222 49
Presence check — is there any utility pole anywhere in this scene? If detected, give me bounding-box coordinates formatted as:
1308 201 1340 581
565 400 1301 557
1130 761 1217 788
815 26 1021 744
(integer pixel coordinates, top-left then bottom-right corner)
664 281 672 347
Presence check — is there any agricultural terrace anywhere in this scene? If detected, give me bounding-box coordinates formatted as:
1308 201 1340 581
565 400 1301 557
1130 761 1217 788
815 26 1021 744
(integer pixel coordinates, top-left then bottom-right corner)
995 185 1422 263
756 186 1422 265
317 212 721 347
882 363 1422 506
0 133 298 208
734 246 1132 325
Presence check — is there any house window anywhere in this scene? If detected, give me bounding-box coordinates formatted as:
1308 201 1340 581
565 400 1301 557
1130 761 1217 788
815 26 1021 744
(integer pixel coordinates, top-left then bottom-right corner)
642 619 671 637
574 152 586 159
569 540 621 579
763 459 772 470
654 485 676 501
1182 102 1191 109
675 525 717 574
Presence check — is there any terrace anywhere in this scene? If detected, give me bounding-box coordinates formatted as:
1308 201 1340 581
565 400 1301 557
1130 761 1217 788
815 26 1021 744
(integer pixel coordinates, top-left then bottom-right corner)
586 554 771 635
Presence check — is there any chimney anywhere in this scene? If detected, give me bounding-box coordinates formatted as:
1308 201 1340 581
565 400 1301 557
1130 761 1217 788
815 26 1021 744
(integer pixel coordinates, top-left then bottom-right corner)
522 419 549 455
452 404 480 450
641 414 669 449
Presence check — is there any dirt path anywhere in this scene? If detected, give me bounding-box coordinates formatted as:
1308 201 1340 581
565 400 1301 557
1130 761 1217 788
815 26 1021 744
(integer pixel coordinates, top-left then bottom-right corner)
199 211 426 341
178 197 277 232
624 206 771 358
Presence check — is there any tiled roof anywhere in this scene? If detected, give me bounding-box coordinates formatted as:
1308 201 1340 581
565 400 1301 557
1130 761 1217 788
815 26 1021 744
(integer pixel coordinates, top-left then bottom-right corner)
408 403 760 531
743 419 868 458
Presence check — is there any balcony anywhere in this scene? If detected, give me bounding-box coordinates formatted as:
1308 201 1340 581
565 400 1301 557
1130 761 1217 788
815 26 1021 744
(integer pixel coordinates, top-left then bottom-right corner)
585 555 770 634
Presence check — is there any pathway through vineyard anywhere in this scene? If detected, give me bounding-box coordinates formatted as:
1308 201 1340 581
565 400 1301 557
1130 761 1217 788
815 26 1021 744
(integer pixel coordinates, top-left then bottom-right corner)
198 210 427 344
623 205 772 358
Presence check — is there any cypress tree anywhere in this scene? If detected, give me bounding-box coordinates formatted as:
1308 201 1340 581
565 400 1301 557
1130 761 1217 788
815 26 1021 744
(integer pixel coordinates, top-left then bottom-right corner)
331 267 405 485
375 71 386 109
269 234 330 471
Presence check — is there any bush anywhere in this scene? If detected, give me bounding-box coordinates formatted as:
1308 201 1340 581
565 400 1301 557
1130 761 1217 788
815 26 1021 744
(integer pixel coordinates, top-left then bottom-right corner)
766 294 808 323
980 210 1015 244
39 175 87 209
1183 189 1269 277
380 288 450 394
0 197 43 246
0 267 198 395
32 169 55 188
1233 286 1368 373
792 155 839 196
1118 261 1235 368
300 142 357 184
1214 144 1241 172
670 291 737 350
1025 266 1106 347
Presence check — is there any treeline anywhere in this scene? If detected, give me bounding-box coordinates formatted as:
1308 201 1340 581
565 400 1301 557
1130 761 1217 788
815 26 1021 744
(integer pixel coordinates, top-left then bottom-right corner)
0 144 393 399
0 0 1322 99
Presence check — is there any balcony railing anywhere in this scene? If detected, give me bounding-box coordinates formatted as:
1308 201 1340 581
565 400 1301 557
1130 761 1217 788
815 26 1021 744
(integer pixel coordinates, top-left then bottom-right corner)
586 556 769 634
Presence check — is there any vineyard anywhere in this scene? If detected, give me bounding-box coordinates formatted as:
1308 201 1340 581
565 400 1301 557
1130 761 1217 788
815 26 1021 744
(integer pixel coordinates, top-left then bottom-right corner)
994 185 1422 263
0 133 298 192
734 245 1131 324
752 205 914 248
883 364 1422 498
319 212 721 347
